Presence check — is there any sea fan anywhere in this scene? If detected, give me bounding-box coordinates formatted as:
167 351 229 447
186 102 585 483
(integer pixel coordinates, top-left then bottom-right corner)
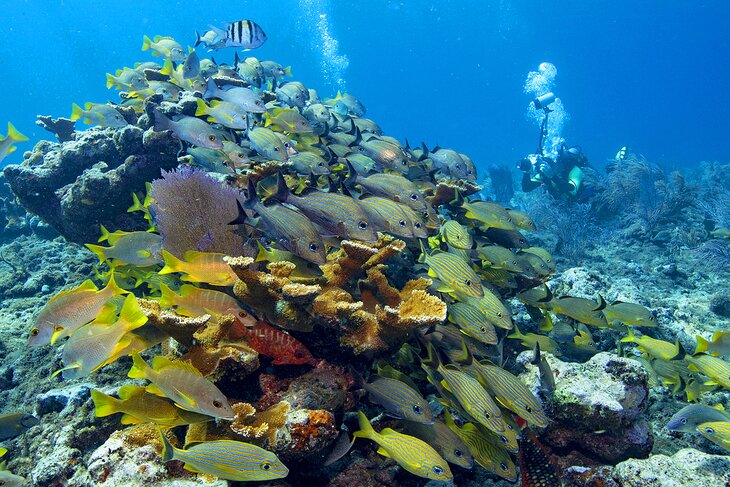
150 166 243 258
695 240 730 270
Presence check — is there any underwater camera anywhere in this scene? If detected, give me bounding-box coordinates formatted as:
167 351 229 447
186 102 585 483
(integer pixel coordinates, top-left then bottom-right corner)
532 92 556 110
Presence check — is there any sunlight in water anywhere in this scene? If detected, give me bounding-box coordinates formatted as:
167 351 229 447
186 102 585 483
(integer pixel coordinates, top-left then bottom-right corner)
299 0 349 92
524 62 569 157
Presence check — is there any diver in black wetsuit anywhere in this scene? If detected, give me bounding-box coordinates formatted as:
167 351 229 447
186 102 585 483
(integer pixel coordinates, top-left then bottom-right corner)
517 92 589 201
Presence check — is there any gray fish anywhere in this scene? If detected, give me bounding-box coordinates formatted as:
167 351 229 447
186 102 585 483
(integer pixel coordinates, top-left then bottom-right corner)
261 60 291 79
248 126 288 161
182 49 200 79
206 20 267 50
0 412 39 440
404 420 474 469
431 148 470 179
152 109 223 149
364 377 434 424
290 152 330 176
666 404 730 433
276 82 308 108
356 137 408 173
346 165 427 211
358 197 417 238
345 154 379 175
204 78 266 113
238 180 327 265
273 173 377 242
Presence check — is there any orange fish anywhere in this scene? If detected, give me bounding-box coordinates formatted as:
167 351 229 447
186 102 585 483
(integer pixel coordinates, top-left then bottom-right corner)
231 317 314 365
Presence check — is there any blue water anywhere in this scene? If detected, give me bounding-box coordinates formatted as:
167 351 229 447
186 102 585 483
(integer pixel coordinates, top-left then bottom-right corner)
2 0 728 171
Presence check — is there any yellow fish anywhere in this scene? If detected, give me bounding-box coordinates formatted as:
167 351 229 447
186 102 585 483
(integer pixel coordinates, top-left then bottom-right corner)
621 329 678 360
685 354 730 390
29 274 128 347
419 243 483 298
0 122 29 163
457 285 513 330
353 411 452 481
53 295 148 380
695 331 730 356
128 353 235 419
91 385 211 427
159 250 237 286
603 301 657 328
159 283 243 319
507 323 560 354
551 295 608 328
696 421 730 452
443 410 517 482
158 429 289 481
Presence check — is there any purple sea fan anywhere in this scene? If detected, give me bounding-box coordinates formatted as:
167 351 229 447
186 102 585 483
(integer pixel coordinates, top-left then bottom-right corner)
150 166 243 258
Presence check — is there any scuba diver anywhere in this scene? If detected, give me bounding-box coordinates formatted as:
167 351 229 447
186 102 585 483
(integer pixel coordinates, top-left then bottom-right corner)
518 92 589 200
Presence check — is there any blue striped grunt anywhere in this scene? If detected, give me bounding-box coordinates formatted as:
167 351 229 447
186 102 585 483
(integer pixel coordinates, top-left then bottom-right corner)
404 419 474 469
353 411 452 481
419 243 483 298
158 430 288 481
364 377 434 424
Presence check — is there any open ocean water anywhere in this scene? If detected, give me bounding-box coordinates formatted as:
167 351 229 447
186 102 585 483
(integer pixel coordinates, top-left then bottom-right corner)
0 2 729 487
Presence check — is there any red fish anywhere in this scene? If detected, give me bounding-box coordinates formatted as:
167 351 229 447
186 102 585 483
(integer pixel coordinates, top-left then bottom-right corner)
231 316 314 365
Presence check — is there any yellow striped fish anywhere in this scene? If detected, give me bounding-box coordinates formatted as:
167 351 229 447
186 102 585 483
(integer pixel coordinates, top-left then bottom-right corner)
424 345 504 434
443 410 517 481
506 208 536 231
696 421 730 452
248 126 289 161
461 200 516 230
458 351 548 427
551 295 609 328
364 377 434 424
621 329 678 361
353 411 452 481
521 246 555 274
685 354 730 390
404 419 474 469
419 243 483 298
159 250 237 286
440 220 473 249
358 197 419 239
477 245 524 272
159 430 289 481
158 283 242 319
457 285 513 330
29 273 128 347
448 302 498 345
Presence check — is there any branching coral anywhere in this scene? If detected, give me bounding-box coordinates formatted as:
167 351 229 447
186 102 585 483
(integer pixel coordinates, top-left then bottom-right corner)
225 235 447 356
528 198 598 259
150 166 244 258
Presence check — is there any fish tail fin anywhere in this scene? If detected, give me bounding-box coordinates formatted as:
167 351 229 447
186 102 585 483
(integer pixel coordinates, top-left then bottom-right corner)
6 122 28 142
105 73 117 89
159 250 183 275
263 112 272 127
255 240 270 263
127 192 144 214
271 171 291 203
152 108 171 133
127 352 149 379
352 411 377 441
103 271 129 296
85 244 108 264
508 322 524 339
119 294 147 330
90 389 121 417
203 77 218 99
194 98 208 117
70 103 84 121
194 31 202 47
620 328 635 343
454 336 474 366
141 35 152 51
159 59 174 76
158 428 175 462
284 66 292 77
98 224 111 243
343 159 358 186
421 341 442 369
417 240 428 264
158 282 177 307
695 336 710 354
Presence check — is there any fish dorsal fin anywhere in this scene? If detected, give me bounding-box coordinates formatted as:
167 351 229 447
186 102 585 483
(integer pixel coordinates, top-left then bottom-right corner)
118 384 146 400
52 280 99 301
380 428 398 437
145 383 164 396
594 294 607 311
153 356 203 377
711 403 726 411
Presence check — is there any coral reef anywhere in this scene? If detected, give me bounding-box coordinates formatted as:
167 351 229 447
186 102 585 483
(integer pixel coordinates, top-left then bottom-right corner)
3 125 180 243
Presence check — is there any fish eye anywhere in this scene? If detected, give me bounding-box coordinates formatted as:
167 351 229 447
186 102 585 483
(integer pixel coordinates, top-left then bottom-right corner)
480 326 487 333
705 427 715 435
358 221 368 230
295 351 303 359
433 466 443 475
455 235 461 240
238 153 245 158
512 260 517 265
497 312 503 318
415 222 422 228
318 162 324 166
484 410 490 419
212 400 223 408
681 418 688 425
238 311 248 318
526 405 533 413
358 147 364 152
274 147 280 152
261 462 271 471
500 463 508 471
309 243 318 252
500 435 509 444
30 328 40 337
465 279 472 286
412 405 422 414
506 423 514 430
208 135 216 141
454 449 463 458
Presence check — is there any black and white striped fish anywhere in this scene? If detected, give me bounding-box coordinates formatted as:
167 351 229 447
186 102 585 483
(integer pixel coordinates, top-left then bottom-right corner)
204 20 267 51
